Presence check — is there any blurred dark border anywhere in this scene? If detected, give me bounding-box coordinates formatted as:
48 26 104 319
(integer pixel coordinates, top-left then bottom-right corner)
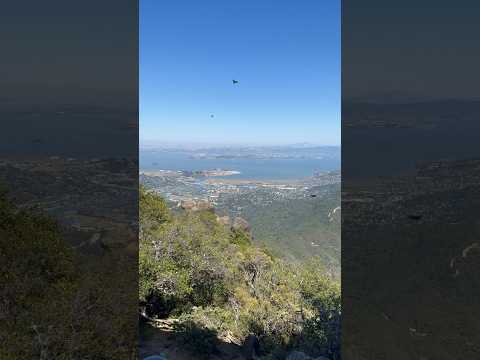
0 1 138 358
342 0 480 358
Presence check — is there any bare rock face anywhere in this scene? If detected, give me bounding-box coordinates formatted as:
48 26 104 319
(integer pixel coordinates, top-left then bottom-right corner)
233 217 250 233
179 200 214 212
216 215 231 226
179 200 195 211
196 200 214 212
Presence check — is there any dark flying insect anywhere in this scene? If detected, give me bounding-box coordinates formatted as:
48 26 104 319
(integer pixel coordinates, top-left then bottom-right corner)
310 194 317 198
232 79 239 84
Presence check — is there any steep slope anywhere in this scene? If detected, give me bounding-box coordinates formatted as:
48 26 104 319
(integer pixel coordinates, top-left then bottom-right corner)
139 188 341 359
220 183 341 276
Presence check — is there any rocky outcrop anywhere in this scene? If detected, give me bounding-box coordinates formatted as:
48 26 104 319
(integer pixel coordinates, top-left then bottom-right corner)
179 200 195 210
232 217 250 233
216 215 231 226
178 200 214 212
196 200 214 212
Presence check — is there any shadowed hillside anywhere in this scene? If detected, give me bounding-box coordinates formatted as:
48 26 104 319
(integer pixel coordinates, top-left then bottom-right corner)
0 187 137 359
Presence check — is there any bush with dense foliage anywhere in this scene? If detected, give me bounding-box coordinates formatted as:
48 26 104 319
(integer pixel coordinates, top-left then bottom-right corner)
139 188 341 359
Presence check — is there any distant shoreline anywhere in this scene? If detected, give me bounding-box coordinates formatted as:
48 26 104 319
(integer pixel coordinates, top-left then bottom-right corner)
139 169 241 178
139 170 307 185
205 178 304 185
140 168 340 184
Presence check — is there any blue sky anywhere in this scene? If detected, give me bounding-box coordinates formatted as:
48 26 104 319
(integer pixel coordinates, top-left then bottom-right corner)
140 0 340 146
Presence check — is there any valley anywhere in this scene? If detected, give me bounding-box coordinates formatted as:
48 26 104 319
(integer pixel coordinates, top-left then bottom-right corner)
140 168 341 275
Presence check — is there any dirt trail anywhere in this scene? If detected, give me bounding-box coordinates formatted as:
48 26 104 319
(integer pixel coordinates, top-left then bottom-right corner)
139 321 246 360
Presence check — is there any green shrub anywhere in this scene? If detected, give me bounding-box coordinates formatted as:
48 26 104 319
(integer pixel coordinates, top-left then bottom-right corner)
138 190 341 359
231 228 252 247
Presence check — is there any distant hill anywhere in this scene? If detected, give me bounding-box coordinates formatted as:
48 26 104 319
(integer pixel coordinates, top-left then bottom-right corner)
221 183 341 276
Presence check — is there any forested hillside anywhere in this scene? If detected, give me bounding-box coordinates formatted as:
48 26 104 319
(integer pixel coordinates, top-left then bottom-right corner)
139 187 341 359
239 183 341 276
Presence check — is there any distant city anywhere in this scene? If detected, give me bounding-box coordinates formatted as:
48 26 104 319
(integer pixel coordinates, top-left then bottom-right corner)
140 168 340 208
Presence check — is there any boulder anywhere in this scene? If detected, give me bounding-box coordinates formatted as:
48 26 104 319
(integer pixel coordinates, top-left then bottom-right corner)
179 200 195 210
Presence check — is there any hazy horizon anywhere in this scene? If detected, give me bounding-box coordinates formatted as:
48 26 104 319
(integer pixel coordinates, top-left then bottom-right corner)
140 139 341 150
